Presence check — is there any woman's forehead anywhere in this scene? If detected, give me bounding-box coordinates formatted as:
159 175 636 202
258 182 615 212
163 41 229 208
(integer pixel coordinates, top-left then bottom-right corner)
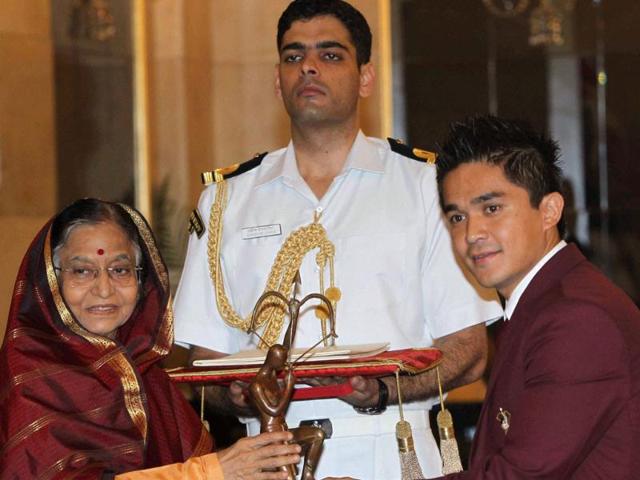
61 222 135 257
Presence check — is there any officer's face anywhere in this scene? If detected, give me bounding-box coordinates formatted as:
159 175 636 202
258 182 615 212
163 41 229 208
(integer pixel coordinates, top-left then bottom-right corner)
442 162 563 299
275 15 374 128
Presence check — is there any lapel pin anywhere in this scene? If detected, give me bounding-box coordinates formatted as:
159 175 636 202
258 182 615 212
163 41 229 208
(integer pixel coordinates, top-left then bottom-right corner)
496 407 511 434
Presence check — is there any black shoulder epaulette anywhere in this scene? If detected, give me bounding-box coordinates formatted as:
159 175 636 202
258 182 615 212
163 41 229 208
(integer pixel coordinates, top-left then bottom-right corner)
387 138 437 165
200 151 268 185
190 152 268 237
188 208 205 238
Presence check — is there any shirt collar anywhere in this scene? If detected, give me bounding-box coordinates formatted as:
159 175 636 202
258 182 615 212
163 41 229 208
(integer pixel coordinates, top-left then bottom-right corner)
342 131 385 174
255 130 384 187
503 240 567 320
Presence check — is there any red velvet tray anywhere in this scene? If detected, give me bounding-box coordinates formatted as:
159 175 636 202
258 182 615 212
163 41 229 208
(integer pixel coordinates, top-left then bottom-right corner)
166 347 442 400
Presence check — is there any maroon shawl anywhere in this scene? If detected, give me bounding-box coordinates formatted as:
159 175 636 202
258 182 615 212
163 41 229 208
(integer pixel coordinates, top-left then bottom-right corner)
0 203 212 479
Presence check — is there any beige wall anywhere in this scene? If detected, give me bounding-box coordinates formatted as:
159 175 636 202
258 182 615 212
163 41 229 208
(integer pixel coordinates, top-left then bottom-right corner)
0 1 57 342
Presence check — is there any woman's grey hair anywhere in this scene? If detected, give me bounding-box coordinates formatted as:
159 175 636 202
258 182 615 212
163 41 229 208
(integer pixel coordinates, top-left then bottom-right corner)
51 199 143 272
52 218 142 268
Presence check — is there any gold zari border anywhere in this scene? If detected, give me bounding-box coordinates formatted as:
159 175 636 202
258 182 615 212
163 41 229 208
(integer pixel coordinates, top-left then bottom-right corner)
120 203 173 358
2 400 126 457
40 442 141 480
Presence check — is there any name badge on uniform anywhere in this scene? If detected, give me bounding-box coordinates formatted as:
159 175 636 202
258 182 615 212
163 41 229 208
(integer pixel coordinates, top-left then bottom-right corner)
241 224 282 240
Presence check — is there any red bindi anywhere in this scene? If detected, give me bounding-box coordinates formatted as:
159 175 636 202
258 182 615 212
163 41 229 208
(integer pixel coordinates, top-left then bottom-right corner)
97 249 104 255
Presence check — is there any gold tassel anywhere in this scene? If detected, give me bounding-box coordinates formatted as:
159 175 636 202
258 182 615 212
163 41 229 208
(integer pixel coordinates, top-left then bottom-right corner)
436 367 463 474
395 371 425 480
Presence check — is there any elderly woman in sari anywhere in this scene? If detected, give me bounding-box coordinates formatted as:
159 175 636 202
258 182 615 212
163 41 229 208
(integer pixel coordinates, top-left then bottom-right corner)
0 198 301 479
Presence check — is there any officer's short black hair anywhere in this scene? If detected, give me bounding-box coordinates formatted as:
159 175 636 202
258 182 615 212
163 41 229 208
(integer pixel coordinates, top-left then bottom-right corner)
277 0 372 67
437 115 565 234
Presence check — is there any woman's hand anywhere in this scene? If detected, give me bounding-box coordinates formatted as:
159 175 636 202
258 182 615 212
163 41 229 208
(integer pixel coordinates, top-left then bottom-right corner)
217 431 301 479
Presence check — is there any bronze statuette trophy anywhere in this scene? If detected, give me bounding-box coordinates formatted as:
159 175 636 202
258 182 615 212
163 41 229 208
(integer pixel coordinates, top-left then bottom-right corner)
247 281 337 480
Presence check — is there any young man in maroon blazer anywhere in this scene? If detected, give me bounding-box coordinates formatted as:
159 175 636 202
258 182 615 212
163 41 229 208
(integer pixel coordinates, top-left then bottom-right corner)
434 115 640 479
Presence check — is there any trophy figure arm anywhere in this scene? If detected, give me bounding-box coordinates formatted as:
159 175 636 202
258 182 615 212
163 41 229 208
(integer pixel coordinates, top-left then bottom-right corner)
272 371 297 416
250 380 292 417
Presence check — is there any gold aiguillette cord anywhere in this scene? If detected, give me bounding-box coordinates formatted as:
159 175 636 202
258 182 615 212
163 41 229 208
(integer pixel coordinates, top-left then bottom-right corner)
207 180 339 349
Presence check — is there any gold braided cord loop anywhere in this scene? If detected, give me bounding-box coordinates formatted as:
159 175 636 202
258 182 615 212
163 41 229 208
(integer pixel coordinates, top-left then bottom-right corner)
207 180 335 349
